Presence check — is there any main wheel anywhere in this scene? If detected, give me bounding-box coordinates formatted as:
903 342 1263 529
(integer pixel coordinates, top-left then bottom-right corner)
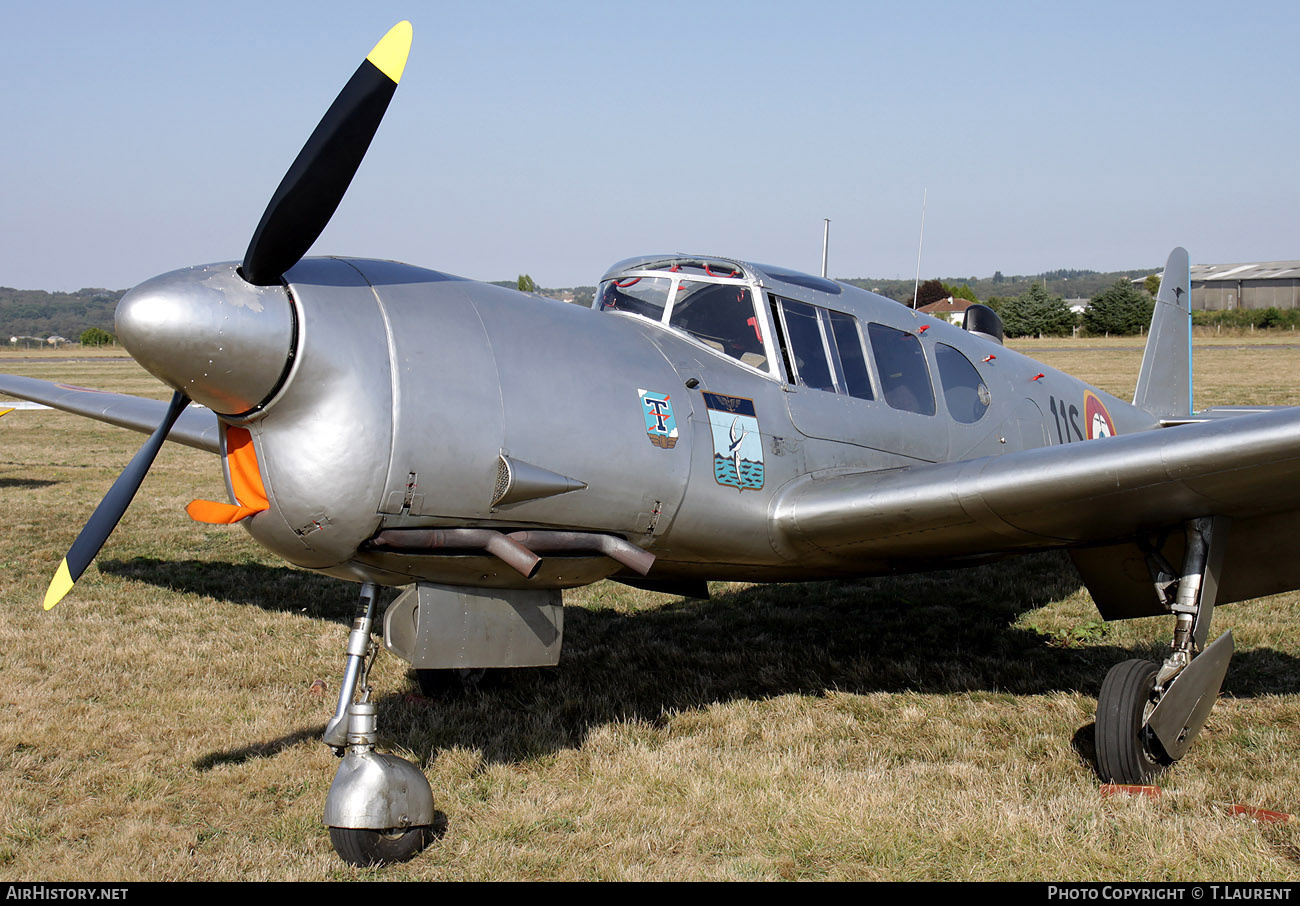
1095 659 1173 784
329 825 432 867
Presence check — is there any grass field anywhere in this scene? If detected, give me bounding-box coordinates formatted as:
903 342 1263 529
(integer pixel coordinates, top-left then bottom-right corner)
2 337 1299 881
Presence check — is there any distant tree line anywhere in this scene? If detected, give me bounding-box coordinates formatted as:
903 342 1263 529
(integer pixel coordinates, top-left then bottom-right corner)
0 287 121 339
35 269 1292 342
983 279 1154 338
842 266 1154 307
989 284 1077 337
1192 307 1300 330
0 281 600 340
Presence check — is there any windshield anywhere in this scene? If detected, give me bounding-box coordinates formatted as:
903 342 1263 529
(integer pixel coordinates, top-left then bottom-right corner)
595 261 772 374
596 276 672 320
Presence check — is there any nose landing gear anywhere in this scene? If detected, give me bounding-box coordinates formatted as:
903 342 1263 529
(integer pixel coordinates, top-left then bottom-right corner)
322 582 435 866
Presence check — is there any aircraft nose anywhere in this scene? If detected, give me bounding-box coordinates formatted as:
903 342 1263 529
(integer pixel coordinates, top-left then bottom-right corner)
116 263 295 416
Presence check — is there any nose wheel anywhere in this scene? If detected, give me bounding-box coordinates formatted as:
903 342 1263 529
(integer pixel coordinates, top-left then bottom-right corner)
330 825 434 867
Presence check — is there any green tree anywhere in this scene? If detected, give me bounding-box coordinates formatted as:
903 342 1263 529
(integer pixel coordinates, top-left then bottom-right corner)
1143 274 1161 296
1083 279 1154 336
80 327 115 346
983 296 1009 316
913 278 948 308
516 274 537 293
945 283 979 303
1000 284 1077 338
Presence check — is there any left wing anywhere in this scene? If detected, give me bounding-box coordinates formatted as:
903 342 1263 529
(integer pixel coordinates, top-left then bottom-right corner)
0 374 221 454
771 407 1300 600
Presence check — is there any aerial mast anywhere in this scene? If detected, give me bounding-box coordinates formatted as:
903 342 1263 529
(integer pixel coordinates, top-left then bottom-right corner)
912 188 927 309
821 218 831 278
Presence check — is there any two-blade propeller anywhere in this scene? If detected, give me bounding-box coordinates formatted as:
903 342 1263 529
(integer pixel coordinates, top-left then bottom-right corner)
43 21 413 609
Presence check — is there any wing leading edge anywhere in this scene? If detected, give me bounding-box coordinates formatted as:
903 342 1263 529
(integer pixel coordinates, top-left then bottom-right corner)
0 374 221 454
771 407 1300 590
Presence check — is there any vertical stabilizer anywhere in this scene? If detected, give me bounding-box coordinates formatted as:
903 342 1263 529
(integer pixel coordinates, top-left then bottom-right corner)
1134 247 1192 418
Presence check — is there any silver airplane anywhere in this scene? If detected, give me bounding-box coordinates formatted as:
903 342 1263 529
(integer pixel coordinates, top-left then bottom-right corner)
3 21 1297 866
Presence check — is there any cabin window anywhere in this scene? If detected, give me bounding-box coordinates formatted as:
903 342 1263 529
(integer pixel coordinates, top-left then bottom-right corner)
596 276 672 320
867 322 935 416
668 281 768 370
935 343 982 423
828 311 874 400
780 298 835 391
935 343 990 424
772 297 874 400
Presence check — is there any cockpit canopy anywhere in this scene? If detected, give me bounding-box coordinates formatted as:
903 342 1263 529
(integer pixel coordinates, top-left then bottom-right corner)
595 255 992 427
595 257 770 373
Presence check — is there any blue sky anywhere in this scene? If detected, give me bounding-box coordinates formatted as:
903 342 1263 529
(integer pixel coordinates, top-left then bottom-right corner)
2 0 1296 291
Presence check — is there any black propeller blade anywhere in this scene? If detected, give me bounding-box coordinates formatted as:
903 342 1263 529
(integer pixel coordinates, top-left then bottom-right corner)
45 23 414 609
241 20 413 285
44 391 191 610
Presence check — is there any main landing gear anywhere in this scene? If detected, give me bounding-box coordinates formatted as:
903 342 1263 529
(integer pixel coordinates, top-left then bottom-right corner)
322 582 435 866
1095 517 1234 784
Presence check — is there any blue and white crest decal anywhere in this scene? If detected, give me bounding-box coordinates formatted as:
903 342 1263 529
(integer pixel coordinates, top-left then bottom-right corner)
639 389 679 449
702 392 764 491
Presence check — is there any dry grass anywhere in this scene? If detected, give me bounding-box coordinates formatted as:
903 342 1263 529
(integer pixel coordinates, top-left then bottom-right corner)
1 339 1299 880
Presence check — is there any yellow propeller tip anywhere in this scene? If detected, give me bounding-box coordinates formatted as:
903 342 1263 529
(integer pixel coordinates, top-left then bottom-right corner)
367 20 413 84
43 559 74 611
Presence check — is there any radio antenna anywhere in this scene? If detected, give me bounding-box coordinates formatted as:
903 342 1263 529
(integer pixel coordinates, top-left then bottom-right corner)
821 218 831 278
912 189 927 309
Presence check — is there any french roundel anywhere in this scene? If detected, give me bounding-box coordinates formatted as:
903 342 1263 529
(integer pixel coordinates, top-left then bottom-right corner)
1084 391 1116 439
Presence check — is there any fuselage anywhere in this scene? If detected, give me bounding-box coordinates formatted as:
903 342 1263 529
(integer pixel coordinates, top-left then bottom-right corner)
115 254 1157 590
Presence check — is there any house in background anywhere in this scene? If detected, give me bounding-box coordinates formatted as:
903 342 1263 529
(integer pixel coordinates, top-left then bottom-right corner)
917 297 975 324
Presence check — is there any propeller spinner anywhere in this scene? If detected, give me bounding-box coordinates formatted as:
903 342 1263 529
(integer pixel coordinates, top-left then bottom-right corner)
43 21 414 609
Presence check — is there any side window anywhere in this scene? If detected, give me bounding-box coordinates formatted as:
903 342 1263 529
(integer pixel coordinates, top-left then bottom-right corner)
867 322 935 416
774 297 875 400
828 311 874 401
780 298 835 391
669 281 768 370
935 343 991 424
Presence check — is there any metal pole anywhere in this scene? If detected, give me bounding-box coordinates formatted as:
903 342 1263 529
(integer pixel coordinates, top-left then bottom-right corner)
323 581 380 749
912 189 927 309
821 219 830 278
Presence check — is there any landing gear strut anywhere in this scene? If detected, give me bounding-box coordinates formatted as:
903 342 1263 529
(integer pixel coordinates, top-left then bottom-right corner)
1096 517 1234 784
322 582 435 866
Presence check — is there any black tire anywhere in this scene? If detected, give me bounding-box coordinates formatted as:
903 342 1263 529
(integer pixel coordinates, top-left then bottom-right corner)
1095 659 1173 784
414 667 489 697
329 825 432 867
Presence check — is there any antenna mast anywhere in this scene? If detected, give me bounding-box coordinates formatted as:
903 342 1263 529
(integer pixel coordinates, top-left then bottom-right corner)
821 218 830 278
912 189 927 309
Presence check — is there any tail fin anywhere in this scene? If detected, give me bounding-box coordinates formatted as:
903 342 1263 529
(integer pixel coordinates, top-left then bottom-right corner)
1133 247 1192 419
